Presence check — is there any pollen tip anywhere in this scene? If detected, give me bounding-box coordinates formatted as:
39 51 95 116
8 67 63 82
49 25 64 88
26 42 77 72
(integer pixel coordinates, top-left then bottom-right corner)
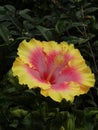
54 55 65 66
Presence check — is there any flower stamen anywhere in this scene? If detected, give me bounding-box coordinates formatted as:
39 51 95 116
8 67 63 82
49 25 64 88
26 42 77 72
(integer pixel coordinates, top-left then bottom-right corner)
46 55 65 82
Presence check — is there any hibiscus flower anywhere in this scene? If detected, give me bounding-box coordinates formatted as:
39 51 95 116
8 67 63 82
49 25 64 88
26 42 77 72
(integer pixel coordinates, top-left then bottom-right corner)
12 38 95 102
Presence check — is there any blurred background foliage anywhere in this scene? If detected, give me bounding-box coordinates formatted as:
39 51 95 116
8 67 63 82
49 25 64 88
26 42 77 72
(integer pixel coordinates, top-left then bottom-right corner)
0 0 98 130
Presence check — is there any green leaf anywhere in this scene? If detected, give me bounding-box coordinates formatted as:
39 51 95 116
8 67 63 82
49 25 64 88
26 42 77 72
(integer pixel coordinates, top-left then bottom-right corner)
67 114 75 130
55 20 71 33
36 25 53 40
94 23 98 29
0 24 10 43
19 9 33 22
10 108 28 118
84 7 98 14
9 119 19 128
65 36 88 44
4 5 16 13
0 6 5 14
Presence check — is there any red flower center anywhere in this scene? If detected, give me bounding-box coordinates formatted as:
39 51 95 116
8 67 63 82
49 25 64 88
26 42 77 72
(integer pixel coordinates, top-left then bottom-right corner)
40 55 65 84
41 71 56 84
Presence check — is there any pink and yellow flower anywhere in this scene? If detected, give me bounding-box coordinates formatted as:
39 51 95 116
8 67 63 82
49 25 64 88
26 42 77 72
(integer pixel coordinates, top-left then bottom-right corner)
12 38 95 102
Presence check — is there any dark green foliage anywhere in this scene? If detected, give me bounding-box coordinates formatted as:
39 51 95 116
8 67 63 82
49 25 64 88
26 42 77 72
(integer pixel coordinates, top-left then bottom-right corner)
0 0 98 129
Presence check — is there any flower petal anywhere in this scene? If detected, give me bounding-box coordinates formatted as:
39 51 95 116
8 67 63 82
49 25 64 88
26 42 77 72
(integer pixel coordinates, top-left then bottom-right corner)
42 41 62 53
41 81 81 102
12 57 50 89
55 66 82 84
17 38 48 77
68 59 95 88
17 39 43 65
29 47 47 74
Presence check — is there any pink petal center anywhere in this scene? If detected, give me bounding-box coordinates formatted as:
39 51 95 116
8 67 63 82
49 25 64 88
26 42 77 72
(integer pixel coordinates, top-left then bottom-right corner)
28 48 81 88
